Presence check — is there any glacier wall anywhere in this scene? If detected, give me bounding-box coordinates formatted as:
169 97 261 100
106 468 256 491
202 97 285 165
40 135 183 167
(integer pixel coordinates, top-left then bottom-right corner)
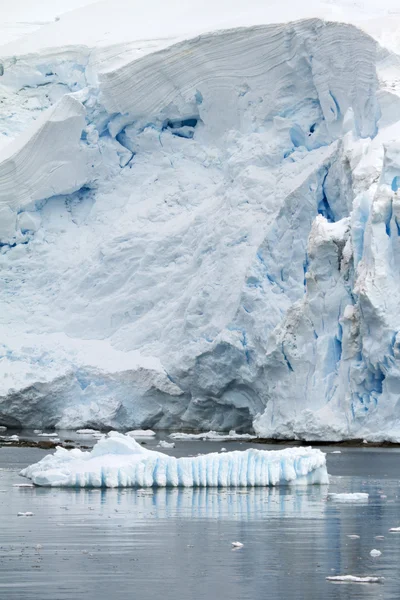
1 18 400 440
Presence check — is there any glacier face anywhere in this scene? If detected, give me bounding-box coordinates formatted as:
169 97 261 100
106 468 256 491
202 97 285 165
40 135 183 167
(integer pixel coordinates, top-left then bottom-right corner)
20 432 329 487
1 13 400 440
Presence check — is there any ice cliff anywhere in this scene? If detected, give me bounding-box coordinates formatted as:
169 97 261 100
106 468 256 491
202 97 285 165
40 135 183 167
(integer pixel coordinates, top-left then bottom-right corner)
2 9 400 441
20 432 328 487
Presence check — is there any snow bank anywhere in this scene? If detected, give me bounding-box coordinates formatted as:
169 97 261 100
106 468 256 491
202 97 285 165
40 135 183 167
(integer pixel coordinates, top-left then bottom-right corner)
20 432 328 487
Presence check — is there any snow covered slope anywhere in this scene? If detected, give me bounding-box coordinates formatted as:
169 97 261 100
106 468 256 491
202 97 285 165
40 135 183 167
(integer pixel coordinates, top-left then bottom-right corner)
2 1 400 440
20 432 329 487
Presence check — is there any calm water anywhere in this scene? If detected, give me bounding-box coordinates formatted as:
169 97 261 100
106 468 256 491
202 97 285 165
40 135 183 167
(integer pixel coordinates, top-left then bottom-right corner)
1 437 400 599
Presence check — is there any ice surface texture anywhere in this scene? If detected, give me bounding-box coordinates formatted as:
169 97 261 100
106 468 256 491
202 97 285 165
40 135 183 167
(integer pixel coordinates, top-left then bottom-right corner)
1 10 400 441
20 433 328 487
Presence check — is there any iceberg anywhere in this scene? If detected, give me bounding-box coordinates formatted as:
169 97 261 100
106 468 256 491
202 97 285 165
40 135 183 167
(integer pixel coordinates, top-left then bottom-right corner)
19 432 328 487
2 0 400 442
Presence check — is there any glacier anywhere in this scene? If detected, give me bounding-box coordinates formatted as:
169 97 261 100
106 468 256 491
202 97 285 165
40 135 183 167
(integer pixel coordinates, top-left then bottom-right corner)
19 432 329 487
2 1 400 441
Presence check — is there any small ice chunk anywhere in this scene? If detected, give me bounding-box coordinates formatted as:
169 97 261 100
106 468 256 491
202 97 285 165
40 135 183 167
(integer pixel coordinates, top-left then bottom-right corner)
231 541 244 548
331 451 341 454
221 448 227 452
76 429 100 434
38 433 59 438
17 512 34 517
389 527 400 532
375 536 385 540
0 426 7 431
326 575 383 583
170 430 253 441
347 535 360 539
126 430 156 437
328 493 369 502
370 549 381 557
13 483 34 488
157 440 175 448
33 430 42 434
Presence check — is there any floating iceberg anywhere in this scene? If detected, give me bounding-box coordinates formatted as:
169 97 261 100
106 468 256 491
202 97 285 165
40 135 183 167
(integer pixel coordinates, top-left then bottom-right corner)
19 433 328 488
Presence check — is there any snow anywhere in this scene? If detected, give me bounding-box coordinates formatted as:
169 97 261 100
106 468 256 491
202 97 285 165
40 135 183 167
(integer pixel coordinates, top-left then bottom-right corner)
19 432 329 487
328 493 369 502
326 575 384 584
1 0 400 441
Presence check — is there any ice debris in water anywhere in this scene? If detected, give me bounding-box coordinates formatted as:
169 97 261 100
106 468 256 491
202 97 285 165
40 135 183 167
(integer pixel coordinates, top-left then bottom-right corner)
19 432 329 488
169 431 253 441
13 483 34 488
330 451 342 454
326 575 384 584
76 429 100 434
157 440 175 448
389 527 400 532
370 549 382 557
347 535 360 539
231 542 244 548
126 430 156 437
17 512 34 517
38 433 59 437
328 493 369 502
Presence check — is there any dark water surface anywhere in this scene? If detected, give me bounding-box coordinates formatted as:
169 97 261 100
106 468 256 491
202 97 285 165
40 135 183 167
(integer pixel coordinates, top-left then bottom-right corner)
1 438 400 599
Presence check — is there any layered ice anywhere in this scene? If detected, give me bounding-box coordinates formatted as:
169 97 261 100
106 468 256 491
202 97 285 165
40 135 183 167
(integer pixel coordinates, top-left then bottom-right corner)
20 432 329 487
1 2 400 441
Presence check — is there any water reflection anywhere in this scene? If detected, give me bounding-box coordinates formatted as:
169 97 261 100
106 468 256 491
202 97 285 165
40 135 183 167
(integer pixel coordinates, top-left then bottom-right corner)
27 485 329 521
